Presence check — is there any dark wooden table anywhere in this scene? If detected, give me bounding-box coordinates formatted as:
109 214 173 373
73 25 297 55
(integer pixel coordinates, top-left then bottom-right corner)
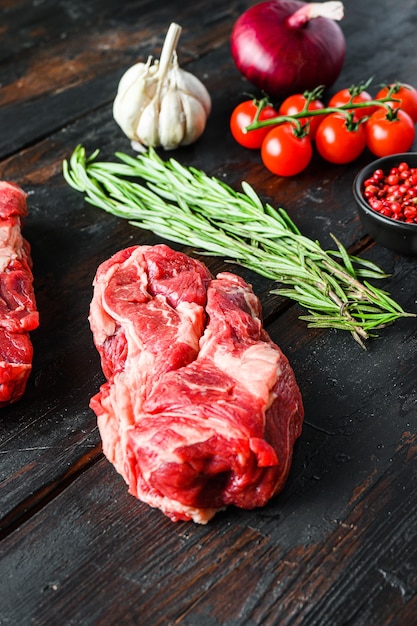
1 1 417 624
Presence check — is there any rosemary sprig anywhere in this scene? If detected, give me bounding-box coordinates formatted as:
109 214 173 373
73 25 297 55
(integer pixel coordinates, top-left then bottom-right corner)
63 145 414 348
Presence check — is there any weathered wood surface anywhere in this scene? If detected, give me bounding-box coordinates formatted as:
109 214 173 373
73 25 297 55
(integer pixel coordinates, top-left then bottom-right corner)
1 0 416 624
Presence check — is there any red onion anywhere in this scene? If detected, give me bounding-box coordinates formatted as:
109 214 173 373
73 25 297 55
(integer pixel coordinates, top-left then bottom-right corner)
231 1 346 99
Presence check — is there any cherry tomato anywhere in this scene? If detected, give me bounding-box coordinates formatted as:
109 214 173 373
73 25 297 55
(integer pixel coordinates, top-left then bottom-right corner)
278 93 325 140
328 88 377 120
230 99 278 149
375 83 417 123
315 113 366 164
261 124 313 176
365 108 415 157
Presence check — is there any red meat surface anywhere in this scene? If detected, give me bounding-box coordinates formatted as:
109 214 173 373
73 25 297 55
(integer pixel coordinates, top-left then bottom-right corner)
0 182 39 406
89 244 304 523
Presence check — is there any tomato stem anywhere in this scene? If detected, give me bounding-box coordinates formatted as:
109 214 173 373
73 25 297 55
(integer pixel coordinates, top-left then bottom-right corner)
277 115 305 136
345 77 374 98
303 85 325 106
251 96 273 124
384 106 401 122
245 85 401 133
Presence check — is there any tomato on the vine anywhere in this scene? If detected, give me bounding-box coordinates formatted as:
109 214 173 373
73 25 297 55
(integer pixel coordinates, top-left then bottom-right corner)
365 108 415 157
315 113 366 164
278 93 325 140
375 83 417 123
261 123 312 176
230 99 278 149
328 88 377 120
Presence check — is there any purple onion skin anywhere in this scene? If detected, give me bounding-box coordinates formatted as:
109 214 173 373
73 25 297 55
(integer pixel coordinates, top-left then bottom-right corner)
230 0 346 100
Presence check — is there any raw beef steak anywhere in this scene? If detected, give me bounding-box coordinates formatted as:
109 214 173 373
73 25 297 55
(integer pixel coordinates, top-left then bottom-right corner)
0 182 39 405
89 244 304 523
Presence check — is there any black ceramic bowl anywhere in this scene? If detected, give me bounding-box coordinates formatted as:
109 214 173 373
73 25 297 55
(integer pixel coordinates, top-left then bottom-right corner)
353 152 417 256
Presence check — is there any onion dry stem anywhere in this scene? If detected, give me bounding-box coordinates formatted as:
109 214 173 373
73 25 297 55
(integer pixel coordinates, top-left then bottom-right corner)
63 145 415 348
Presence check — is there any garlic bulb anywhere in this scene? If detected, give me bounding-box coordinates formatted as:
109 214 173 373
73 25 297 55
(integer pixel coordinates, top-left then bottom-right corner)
113 23 211 151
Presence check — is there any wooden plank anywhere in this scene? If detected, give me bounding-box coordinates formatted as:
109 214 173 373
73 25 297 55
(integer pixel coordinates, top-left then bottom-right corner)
0 0 241 158
1 417 416 625
1 26 416 525
1 0 417 623
2 248 416 620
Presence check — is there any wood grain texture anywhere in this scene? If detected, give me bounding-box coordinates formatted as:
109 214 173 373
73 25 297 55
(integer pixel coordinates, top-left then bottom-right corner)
1 0 417 624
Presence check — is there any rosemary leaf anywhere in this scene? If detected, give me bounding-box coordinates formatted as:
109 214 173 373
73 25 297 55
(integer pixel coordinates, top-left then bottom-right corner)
330 233 356 277
331 251 389 279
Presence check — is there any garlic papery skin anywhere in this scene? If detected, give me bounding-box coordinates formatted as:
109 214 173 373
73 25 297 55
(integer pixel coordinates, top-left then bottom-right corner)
113 23 211 151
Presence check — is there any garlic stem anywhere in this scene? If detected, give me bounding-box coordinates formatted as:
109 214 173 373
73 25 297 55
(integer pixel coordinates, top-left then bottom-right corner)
287 1 344 28
156 22 182 95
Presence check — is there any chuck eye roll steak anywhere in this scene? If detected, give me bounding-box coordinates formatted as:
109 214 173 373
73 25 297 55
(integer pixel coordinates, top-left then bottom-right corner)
89 244 304 523
0 181 39 406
